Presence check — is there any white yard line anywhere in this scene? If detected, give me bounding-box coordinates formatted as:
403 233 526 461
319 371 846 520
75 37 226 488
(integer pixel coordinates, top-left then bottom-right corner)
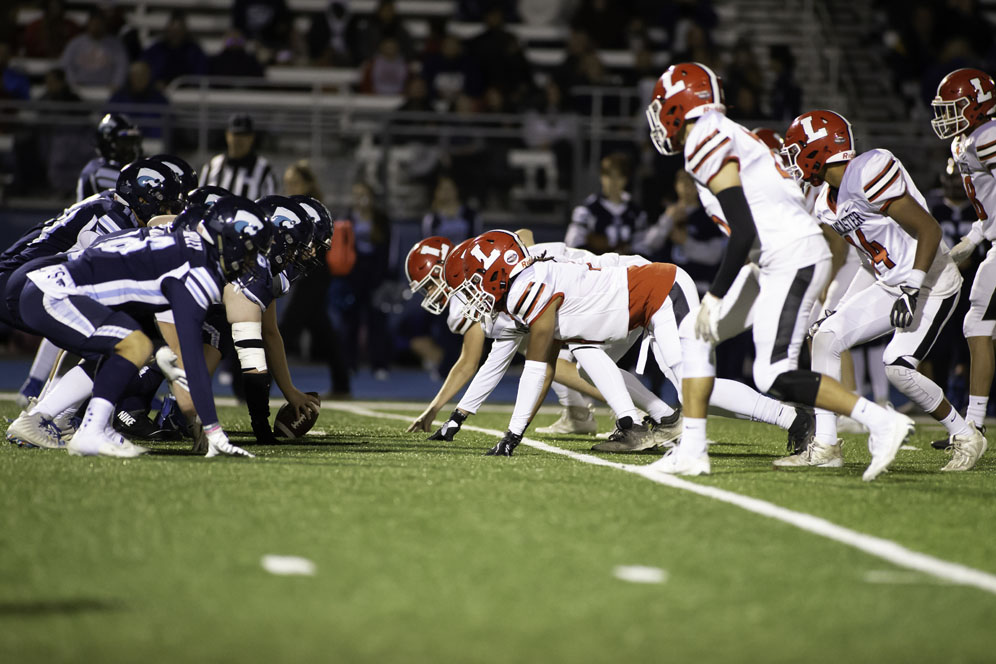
329 401 996 597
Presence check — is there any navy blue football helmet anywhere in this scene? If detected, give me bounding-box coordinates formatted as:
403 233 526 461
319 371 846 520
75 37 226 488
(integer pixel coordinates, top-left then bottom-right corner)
198 196 273 281
150 154 198 193
291 195 333 271
257 195 314 276
96 113 142 164
116 158 185 222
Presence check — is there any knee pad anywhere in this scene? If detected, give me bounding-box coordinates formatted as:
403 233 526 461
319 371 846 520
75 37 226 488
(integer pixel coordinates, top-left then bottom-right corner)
884 361 944 412
231 321 266 372
767 369 822 405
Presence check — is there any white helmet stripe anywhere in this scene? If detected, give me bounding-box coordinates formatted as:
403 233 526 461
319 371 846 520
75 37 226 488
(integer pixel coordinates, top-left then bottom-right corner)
696 62 721 104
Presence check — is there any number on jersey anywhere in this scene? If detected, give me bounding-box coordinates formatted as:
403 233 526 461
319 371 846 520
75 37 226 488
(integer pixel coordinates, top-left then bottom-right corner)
963 175 989 220
845 228 895 270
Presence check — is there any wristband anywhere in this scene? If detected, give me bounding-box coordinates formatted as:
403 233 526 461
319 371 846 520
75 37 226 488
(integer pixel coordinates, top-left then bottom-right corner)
905 269 925 291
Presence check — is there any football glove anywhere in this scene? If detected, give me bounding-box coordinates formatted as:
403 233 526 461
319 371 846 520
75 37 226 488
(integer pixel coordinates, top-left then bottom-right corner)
949 237 977 264
155 345 189 392
204 423 255 458
694 293 722 344
485 430 522 456
890 286 919 328
429 409 467 441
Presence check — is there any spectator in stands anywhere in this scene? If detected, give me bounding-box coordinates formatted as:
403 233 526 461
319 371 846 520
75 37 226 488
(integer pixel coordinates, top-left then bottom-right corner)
565 152 647 255
488 34 535 109
208 30 265 78
232 0 292 50
0 42 30 100
554 28 594 95
280 160 352 397
142 11 208 87
421 174 481 241
60 11 128 90
672 21 721 73
99 2 142 61
355 0 414 62
307 0 361 66
19 0 80 59
571 0 630 49
466 4 518 96
523 80 575 190
332 180 392 379
398 74 432 112
108 62 169 137
200 113 277 199
768 44 801 122
359 36 409 95
421 34 483 104
39 67 79 103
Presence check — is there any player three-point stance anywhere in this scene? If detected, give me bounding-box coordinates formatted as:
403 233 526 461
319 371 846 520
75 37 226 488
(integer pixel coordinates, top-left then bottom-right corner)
643 62 912 480
777 110 984 471
927 68 996 469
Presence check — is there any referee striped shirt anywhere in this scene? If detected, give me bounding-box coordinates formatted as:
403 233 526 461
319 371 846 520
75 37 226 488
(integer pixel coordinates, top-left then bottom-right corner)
199 153 277 199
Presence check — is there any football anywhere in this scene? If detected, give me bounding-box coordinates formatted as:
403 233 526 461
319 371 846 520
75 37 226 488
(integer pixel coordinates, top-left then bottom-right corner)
273 393 321 439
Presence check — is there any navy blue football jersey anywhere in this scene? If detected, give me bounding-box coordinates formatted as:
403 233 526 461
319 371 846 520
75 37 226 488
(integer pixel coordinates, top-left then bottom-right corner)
77 157 122 202
234 255 291 310
0 194 138 274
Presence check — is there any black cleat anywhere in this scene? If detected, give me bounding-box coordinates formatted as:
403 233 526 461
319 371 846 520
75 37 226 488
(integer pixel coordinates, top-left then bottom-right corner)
113 409 178 440
787 406 815 455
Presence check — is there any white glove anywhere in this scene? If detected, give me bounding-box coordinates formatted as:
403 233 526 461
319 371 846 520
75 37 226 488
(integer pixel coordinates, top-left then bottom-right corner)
694 293 722 344
204 423 255 458
949 237 977 264
155 346 189 392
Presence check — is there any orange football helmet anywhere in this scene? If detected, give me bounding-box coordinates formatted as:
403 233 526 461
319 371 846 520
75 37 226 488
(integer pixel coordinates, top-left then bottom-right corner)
459 230 529 321
646 62 725 155
781 110 855 185
404 236 454 314
931 68 996 139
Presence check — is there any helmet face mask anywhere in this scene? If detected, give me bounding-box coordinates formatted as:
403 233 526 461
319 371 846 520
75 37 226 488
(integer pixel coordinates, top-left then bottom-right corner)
459 231 528 322
198 196 271 282
257 196 312 276
931 68 996 140
96 113 142 164
405 237 458 315
782 110 855 186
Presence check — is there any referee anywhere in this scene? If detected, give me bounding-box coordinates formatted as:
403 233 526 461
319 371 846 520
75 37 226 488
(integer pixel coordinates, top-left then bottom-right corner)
199 113 277 198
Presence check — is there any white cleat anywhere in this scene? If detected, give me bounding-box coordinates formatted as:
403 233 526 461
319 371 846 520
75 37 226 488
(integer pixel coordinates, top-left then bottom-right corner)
773 439 844 468
53 410 78 442
67 429 149 458
6 410 64 449
645 448 710 476
836 414 868 434
535 405 597 435
941 422 988 472
863 412 915 482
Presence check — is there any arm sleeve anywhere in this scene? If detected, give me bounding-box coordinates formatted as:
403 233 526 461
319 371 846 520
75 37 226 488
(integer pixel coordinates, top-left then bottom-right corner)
708 186 757 298
455 337 525 414
162 278 219 426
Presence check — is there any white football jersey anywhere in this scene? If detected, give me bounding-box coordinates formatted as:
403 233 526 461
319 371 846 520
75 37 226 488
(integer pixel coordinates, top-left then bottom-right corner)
683 110 825 267
446 291 525 340
816 149 950 288
529 241 650 268
951 118 996 242
503 259 630 343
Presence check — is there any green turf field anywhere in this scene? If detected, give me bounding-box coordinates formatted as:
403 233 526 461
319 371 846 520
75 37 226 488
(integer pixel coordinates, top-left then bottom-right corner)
2 398 995 663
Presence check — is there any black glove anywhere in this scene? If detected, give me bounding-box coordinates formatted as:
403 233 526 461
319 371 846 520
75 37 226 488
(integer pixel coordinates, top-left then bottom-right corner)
890 286 918 328
428 409 467 441
485 430 522 456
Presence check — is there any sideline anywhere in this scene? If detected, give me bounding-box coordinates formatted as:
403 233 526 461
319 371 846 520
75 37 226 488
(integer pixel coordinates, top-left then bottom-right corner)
328 401 996 597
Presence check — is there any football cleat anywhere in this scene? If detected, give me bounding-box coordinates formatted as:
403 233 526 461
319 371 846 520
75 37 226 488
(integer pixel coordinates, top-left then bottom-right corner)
591 416 655 453
68 428 148 458
645 447 711 476
773 439 844 468
836 414 868 434
787 406 815 454
113 408 178 440
863 412 915 482
941 423 988 471
6 410 65 449
645 412 682 449
536 406 597 435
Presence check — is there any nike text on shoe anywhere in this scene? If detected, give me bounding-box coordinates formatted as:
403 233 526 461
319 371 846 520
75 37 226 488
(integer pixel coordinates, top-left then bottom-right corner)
863 413 915 482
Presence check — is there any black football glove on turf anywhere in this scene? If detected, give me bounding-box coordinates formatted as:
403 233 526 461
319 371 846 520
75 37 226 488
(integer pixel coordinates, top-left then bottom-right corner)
429 410 467 441
485 431 522 456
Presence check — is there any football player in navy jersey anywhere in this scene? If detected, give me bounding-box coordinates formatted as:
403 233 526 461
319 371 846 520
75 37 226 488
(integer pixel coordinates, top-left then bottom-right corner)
11 197 271 458
76 113 143 202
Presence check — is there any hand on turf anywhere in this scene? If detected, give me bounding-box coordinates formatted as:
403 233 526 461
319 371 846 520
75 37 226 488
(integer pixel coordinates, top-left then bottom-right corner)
204 423 255 458
694 293 722 344
407 407 439 433
485 430 522 456
155 346 189 392
890 286 919 328
285 388 321 419
428 410 467 441
949 237 976 264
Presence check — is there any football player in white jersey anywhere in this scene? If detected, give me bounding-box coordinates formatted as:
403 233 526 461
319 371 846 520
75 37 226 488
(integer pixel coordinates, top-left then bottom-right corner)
779 109 986 471
930 68 996 468
642 62 913 480
456 230 819 457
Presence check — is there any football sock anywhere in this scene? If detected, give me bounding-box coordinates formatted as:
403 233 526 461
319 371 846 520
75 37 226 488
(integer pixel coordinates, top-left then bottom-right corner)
708 379 789 427
77 397 114 438
621 370 675 421
92 355 141 411
573 347 640 422
679 417 708 457
117 365 166 414
939 407 971 437
551 382 587 409
849 397 891 432
814 410 839 446
966 396 988 428
31 365 93 419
